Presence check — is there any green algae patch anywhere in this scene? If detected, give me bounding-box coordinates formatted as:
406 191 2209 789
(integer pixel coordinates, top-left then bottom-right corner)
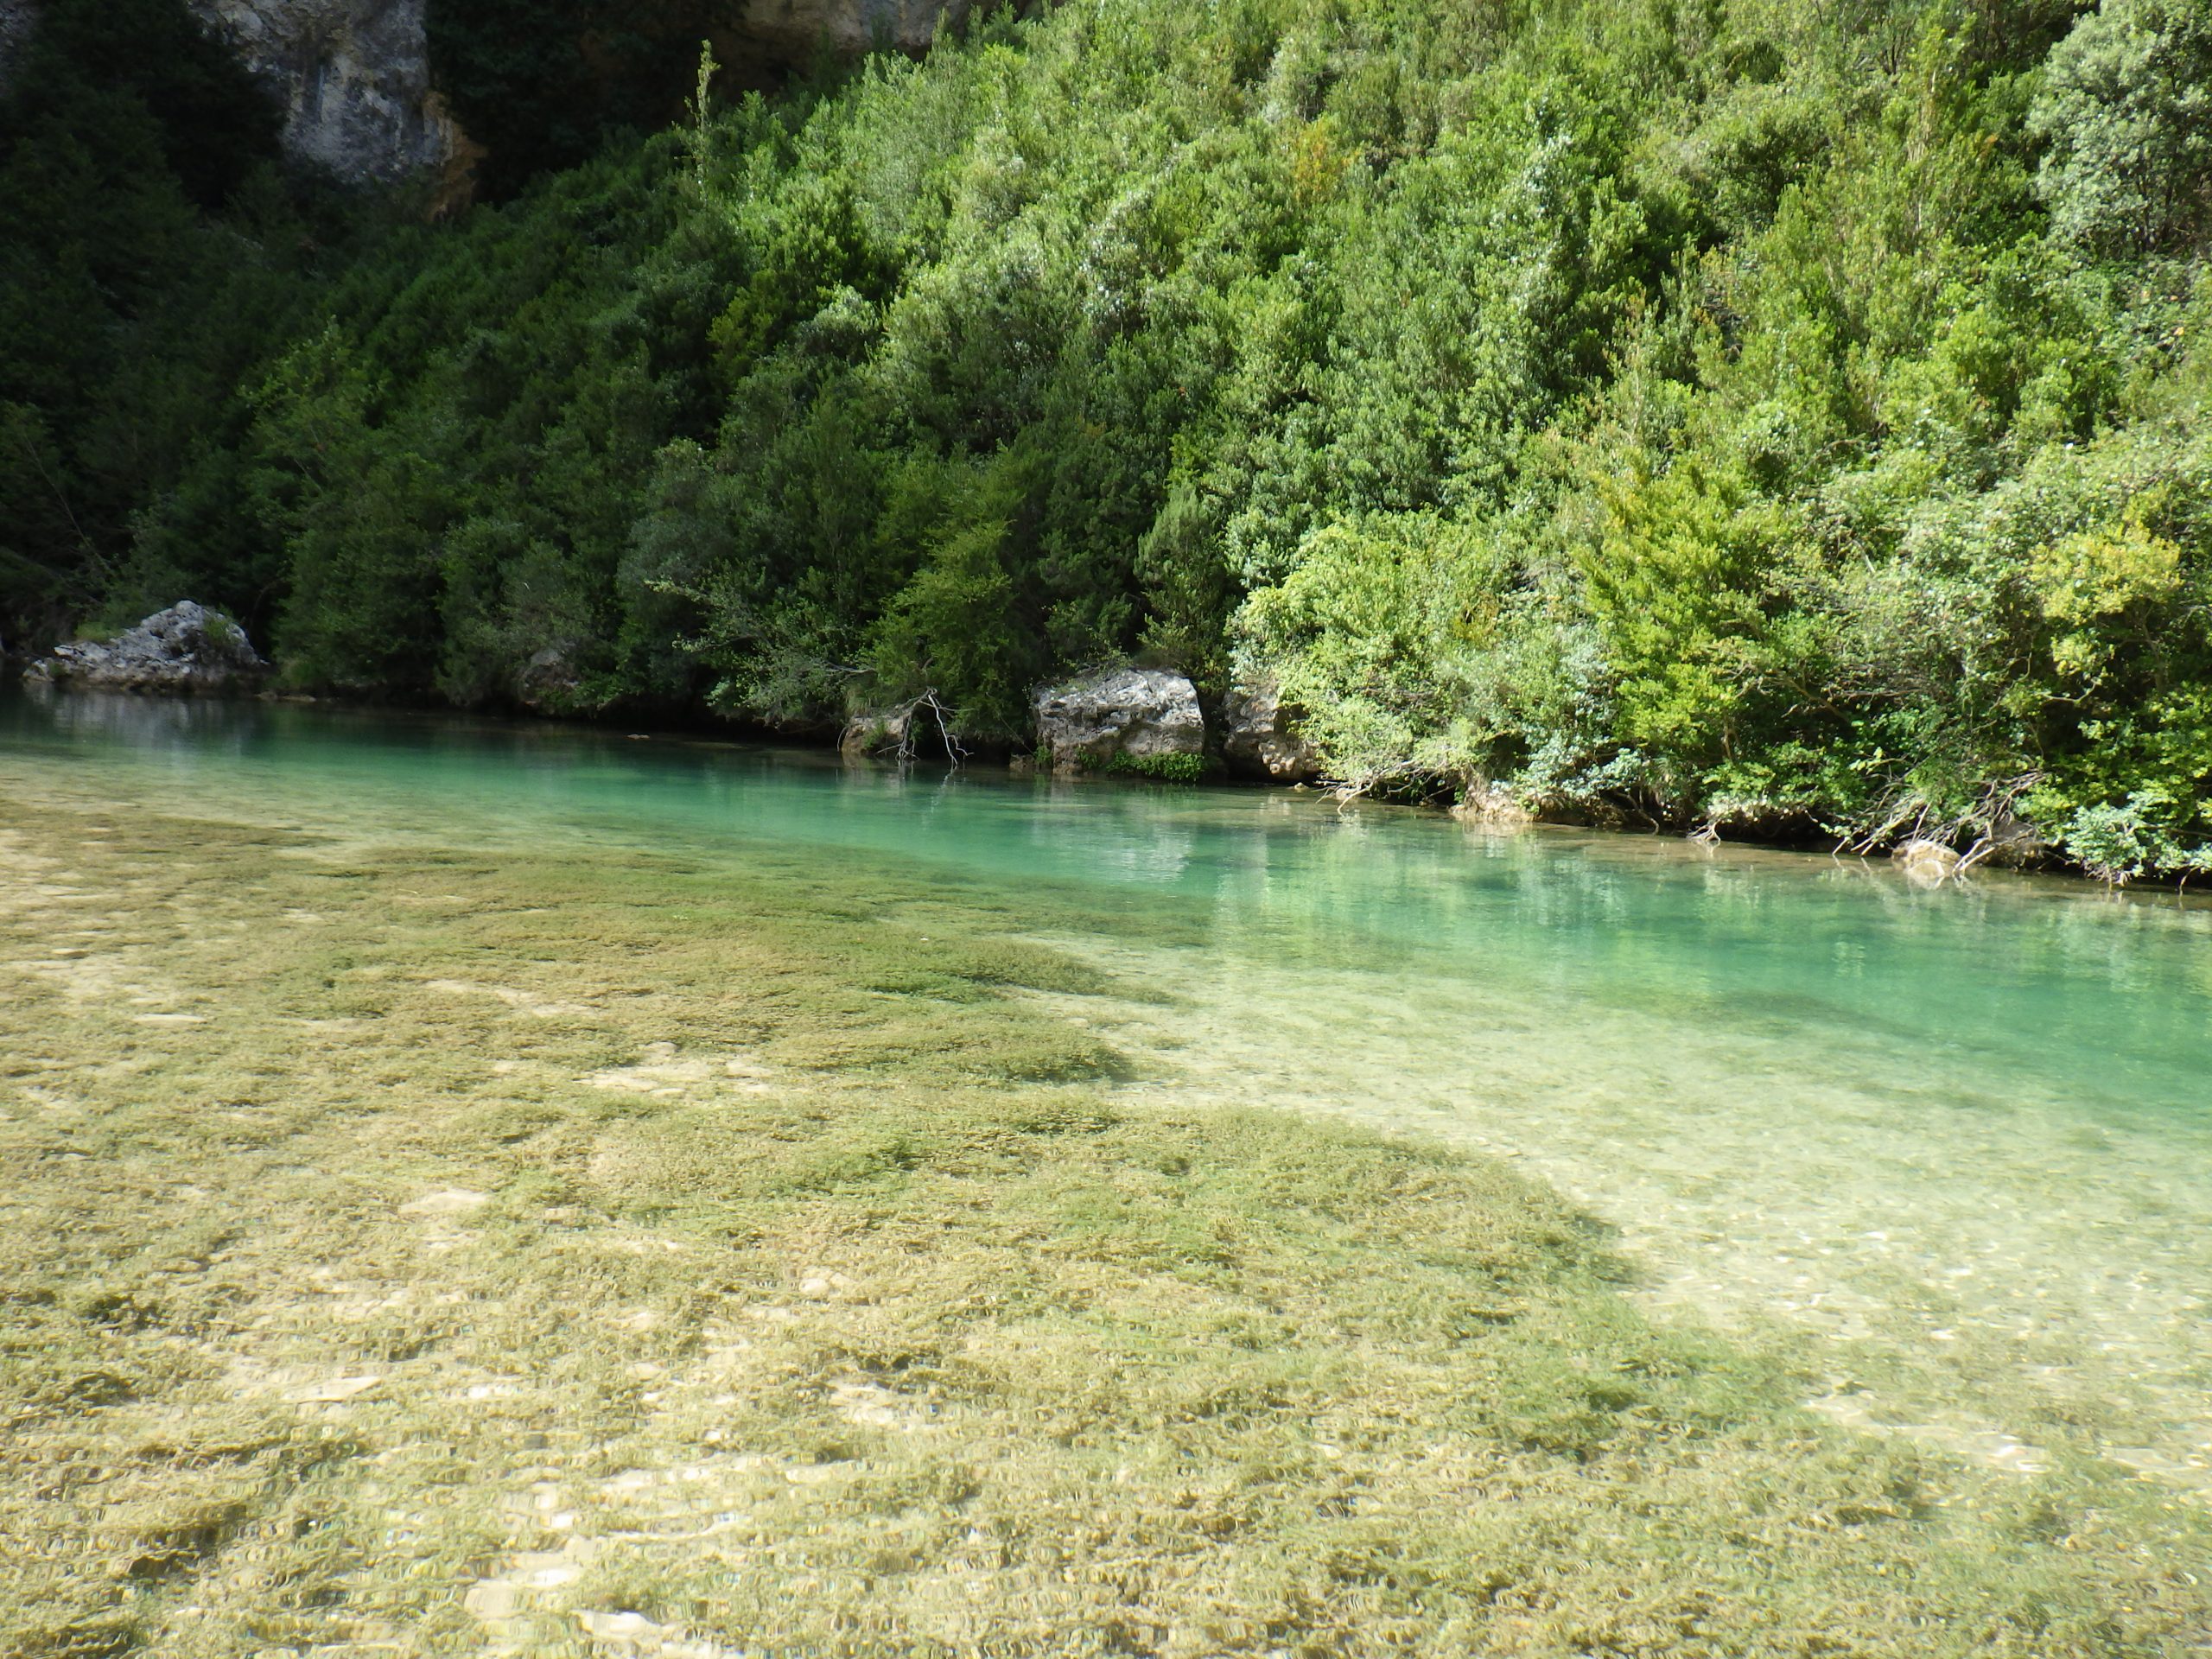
2 788 2209 1658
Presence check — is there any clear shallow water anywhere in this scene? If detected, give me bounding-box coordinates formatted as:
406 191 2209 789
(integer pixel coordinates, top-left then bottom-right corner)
7 687 2211 1486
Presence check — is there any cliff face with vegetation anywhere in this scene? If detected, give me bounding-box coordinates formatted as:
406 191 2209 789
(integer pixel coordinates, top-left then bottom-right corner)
0 0 453 180
208 0 473 180
5 0 2212 879
0 0 971 184
191 0 459 181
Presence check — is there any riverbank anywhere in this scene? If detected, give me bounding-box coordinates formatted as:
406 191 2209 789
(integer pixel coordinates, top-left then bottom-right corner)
4 733 2209 1656
22 658 2194 900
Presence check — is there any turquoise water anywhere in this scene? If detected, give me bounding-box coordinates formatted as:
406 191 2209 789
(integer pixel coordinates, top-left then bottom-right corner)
7 686 2211 1485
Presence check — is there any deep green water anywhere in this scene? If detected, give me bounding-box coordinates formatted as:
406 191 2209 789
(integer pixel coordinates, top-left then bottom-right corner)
7 686 2210 1487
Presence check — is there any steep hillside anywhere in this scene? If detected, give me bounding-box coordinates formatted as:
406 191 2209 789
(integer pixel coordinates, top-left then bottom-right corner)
0 1 974 187
5 0 2210 877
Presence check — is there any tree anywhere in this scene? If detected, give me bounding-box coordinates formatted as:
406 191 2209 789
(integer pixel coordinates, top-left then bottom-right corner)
2030 0 2212 256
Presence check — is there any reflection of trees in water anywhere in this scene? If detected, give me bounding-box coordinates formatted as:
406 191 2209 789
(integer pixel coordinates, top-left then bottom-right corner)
832 761 1205 887
16 683 269 754
1088 799 2212 1122
10 686 2203 1114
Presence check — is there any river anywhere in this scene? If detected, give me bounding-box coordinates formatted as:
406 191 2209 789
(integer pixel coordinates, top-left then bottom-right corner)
6 684 2209 1495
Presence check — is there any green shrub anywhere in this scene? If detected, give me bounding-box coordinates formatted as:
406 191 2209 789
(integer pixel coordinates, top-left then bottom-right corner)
2030 0 2212 257
1086 750 1207 784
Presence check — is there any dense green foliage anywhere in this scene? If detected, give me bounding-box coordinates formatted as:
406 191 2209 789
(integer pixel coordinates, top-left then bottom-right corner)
6 0 2212 876
0 0 291 647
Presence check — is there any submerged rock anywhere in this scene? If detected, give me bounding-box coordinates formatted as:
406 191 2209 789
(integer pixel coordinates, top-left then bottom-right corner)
25 602 267 695
1033 668 1205 777
1892 837 1963 885
1219 678 1320 782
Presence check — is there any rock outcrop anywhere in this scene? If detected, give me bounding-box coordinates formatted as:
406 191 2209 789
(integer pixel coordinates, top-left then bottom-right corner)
1033 669 1205 776
1891 837 1962 885
1451 779 1534 829
840 702 917 760
0 0 34 86
1219 678 1319 782
191 0 461 182
25 602 268 694
515 641 582 713
0 0 461 184
1 1 969 189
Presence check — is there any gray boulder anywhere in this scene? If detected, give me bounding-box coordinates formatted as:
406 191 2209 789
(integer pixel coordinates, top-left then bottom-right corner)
1033 668 1205 776
26 602 267 695
1219 678 1320 781
1975 813 2046 869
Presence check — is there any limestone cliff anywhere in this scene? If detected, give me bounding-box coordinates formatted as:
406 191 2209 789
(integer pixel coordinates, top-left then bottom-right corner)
0 0 461 182
3 0 970 189
189 0 462 182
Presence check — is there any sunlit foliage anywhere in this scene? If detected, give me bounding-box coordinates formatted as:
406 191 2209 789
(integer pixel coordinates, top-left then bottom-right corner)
4 0 2209 874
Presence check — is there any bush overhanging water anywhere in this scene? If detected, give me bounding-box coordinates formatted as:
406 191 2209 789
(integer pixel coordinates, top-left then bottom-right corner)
3 0 2210 874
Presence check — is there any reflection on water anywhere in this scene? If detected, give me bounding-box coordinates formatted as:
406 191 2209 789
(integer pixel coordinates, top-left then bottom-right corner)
19 677 275 751
5 687 2210 1488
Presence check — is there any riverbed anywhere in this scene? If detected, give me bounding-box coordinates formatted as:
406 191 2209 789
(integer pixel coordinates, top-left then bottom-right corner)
4 685 2209 1653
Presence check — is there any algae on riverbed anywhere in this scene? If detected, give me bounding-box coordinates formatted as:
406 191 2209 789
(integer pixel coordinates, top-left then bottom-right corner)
3 781 2209 1656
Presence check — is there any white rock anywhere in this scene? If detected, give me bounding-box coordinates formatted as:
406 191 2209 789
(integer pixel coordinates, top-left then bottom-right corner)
1033 667 1205 775
1892 838 1962 885
1219 678 1320 781
26 601 266 695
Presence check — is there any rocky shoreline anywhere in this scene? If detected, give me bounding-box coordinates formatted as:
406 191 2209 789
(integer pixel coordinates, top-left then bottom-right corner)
16 604 2058 887
837 666 1322 785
